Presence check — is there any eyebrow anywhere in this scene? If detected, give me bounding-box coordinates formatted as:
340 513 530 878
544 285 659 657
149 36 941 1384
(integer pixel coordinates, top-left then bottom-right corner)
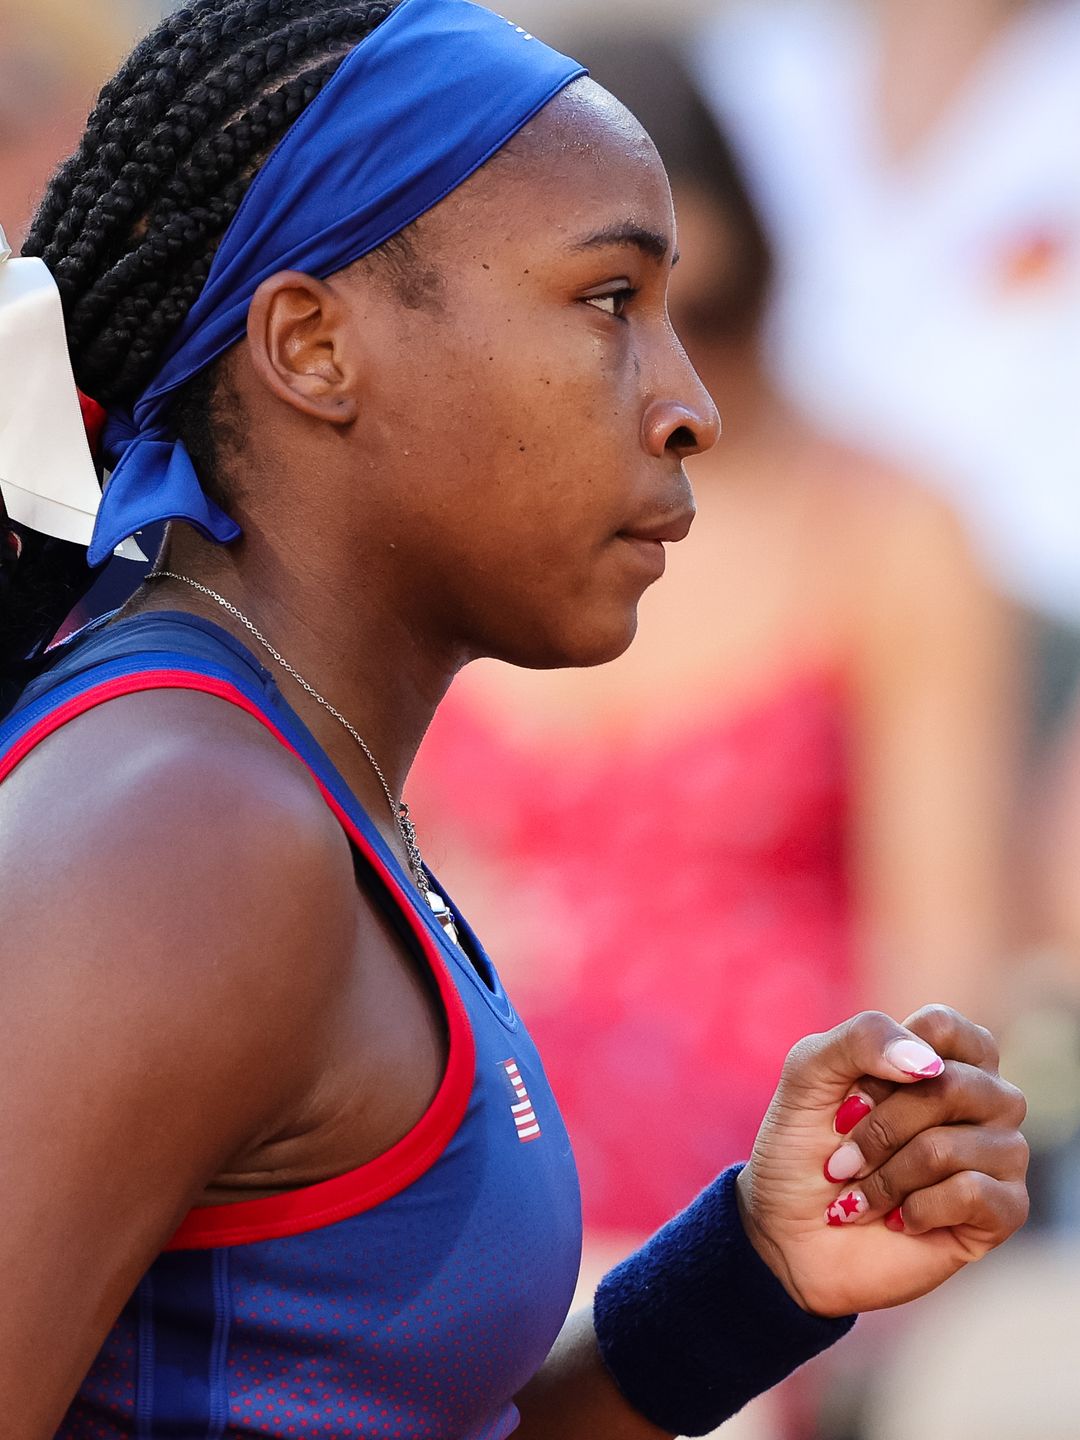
569 223 680 266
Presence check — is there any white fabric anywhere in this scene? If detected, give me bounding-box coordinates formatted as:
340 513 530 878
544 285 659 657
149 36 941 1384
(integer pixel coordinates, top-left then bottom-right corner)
697 0 1080 622
0 230 143 562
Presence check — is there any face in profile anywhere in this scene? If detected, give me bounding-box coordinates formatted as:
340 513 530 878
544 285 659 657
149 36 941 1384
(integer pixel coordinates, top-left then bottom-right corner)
313 79 720 672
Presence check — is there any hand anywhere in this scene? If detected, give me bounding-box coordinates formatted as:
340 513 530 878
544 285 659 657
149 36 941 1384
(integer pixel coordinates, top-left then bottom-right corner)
736 1006 1029 1318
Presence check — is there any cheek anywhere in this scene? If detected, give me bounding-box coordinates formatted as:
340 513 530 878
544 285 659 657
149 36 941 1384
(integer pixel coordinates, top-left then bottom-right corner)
451 320 639 501
362 310 643 573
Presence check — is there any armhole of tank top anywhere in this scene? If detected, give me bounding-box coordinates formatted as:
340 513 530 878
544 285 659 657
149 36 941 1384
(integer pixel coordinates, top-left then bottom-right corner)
0 665 477 1249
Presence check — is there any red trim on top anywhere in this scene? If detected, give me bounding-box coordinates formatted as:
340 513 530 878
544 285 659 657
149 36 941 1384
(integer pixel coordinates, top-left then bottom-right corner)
1 669 476 1248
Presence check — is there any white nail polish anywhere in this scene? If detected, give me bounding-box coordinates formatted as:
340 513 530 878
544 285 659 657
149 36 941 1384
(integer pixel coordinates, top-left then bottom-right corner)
885 1038 944 1079
824 1143 864 1183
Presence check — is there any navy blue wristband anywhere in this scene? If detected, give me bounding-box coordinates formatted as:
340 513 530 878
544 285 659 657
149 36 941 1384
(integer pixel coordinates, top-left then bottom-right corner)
593 1164 856 1437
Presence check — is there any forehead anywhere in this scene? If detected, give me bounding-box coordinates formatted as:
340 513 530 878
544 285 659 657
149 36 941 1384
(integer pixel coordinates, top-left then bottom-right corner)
425 77 675 256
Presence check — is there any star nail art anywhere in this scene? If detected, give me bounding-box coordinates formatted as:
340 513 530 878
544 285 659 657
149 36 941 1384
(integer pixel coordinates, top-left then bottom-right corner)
825 1190 868 1226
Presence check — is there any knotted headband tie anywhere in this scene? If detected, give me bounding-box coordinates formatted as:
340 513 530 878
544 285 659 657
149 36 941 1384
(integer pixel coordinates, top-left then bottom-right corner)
0 0 586 566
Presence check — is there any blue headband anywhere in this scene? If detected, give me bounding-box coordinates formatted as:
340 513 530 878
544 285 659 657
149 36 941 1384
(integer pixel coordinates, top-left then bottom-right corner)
87 0 586 566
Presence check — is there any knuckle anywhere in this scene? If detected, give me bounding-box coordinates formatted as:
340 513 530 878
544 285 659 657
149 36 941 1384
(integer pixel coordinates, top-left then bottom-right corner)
781 1033 825 1078
844 1010 896 1053
862 1111 898 1158
918 1130 952 1175
848 1009 894 1036
907 1006 1001 1068
933 1062 962 1105
911 1002 958 1030
960 1170 992 1212
1008 1132 1031 1177
1012 1183 1032 1231
1001 1080 1028 1127
905 1003 959 1045
974 1023 1000 1067
857 1009 895 1027
867 1165 900 1210
987 1181 1029 1241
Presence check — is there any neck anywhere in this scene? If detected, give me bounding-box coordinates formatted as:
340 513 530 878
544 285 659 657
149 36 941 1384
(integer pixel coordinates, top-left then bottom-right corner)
133 519 461 860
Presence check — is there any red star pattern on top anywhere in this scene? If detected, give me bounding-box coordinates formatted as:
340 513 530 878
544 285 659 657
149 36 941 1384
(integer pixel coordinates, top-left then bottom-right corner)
826 1191 867 1226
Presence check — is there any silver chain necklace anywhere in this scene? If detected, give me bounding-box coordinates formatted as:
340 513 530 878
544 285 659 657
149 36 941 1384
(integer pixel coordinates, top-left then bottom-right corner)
146 570 460 945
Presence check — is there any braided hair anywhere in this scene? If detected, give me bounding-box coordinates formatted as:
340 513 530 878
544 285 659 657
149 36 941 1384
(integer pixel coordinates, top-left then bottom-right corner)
0 0 400 715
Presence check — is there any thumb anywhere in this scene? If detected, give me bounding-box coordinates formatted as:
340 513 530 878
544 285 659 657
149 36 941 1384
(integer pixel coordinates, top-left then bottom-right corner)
778 1011 945 1110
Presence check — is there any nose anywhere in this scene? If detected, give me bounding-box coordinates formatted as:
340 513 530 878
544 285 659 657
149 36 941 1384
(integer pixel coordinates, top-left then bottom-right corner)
641 357 721 460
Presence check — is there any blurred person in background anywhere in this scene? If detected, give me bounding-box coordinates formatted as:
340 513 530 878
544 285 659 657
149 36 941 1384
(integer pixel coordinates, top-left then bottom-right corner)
698 0 1080 717
696 0 1080 1237
409 30 1019 1292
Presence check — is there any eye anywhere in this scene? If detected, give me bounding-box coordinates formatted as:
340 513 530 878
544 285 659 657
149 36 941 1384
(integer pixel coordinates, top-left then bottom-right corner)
582 286 637 319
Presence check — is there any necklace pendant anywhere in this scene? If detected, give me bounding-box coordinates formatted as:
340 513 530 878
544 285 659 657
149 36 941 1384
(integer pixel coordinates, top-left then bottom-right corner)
426 887 461 947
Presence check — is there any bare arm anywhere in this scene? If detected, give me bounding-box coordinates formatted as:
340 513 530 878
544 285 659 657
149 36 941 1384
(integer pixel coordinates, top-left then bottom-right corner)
845 485 1020 1025
0 691 358 1436
513 1007 1027 1438
514 1310 671 1440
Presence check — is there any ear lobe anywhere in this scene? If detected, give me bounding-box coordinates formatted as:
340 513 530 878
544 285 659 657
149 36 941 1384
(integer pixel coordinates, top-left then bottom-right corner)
246 270 360 427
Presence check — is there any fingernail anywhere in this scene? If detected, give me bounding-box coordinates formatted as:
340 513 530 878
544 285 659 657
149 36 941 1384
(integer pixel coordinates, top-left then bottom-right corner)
824 1142 865 1184
885 1038 944 1079
885 1206 906 1233
834 1093 873 1135
825 1190 868 1226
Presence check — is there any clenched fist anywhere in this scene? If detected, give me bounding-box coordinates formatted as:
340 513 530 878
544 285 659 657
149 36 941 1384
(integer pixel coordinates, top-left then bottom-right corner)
737 1006 1029 1318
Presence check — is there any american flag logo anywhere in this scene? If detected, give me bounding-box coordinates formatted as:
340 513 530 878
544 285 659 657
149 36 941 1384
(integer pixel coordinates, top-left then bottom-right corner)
500 1058 541 1143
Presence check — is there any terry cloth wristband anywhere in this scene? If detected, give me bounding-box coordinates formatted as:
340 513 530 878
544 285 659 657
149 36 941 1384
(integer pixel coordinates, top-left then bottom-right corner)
593 1164 857 1436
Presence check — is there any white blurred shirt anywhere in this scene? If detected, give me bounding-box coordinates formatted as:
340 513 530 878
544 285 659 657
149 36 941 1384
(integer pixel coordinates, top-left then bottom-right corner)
697 0 1080 622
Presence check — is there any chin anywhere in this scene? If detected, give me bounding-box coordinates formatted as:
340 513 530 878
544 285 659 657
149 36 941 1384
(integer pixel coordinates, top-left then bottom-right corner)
510 609 641 672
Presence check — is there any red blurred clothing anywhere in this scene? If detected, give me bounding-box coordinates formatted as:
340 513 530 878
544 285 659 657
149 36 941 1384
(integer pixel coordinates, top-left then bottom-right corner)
412 671 854 1235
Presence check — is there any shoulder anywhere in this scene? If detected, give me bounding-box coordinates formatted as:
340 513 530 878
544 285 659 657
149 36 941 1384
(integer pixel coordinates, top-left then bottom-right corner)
0 685 359 1131
1 681 353 903
808 442 965 551
804 445 997 628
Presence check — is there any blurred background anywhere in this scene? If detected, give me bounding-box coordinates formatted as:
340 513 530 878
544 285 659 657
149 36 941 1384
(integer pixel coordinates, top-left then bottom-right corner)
5 1 1080 1436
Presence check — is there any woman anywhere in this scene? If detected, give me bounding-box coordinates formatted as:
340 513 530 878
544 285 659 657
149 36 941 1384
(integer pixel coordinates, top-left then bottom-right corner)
697 0 1080 630
409 33 1017 1241
0 1 1028 1436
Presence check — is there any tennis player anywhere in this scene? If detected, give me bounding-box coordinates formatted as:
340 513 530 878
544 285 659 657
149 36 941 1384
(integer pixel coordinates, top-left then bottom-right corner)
0 1 1028 1436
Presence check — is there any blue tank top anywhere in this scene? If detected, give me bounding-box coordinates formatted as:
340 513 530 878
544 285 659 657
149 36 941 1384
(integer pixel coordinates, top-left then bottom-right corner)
0 611 583 1440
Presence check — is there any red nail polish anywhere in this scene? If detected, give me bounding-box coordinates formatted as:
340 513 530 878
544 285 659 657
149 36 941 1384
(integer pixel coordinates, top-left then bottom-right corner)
885 1207 906 1233
834 1094 872 1136
825 1190 868 1226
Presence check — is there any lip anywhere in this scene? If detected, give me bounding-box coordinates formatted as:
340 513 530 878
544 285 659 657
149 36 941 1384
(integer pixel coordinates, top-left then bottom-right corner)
617 534 668 579
618 503 696 547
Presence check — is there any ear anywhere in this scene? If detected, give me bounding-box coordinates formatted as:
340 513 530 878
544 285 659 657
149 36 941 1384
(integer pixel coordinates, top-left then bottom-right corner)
246 271 360 427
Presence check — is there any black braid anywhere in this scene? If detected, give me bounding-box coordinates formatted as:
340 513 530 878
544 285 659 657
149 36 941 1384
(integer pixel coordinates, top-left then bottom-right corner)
59 9 374 309
71 56 351 397
1 0 399 711
33 5 394 401
28 0 338 257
